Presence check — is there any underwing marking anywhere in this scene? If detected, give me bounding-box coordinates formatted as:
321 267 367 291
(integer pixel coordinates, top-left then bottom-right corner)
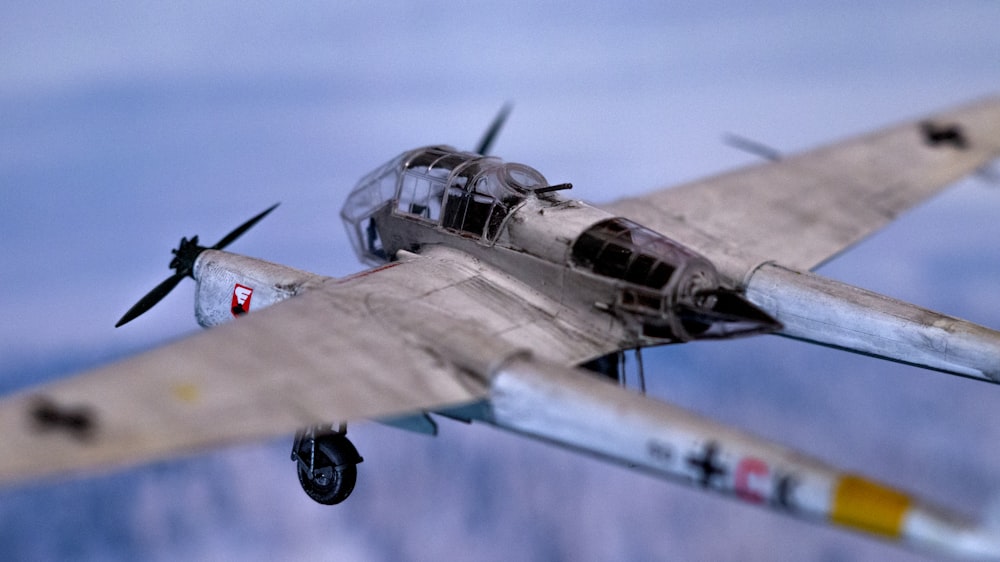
29 397 97 441
920 120 968 149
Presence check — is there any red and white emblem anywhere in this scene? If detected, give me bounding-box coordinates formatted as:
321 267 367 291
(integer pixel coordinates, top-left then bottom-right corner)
231 284 254 317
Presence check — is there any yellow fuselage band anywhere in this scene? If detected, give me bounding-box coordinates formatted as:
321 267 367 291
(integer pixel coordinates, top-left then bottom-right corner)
830 474 911 537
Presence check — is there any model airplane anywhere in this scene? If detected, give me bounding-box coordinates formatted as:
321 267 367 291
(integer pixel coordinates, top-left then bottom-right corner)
2 98 1000 558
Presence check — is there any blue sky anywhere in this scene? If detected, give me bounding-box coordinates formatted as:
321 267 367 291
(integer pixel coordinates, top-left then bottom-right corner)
2 2 1000 560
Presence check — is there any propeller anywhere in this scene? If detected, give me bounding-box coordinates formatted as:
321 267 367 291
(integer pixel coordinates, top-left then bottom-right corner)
723 133 782 162
115 203 280 327
474 103 513 156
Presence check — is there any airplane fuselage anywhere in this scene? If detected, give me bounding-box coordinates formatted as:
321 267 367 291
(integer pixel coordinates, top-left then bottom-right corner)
344 145 778 348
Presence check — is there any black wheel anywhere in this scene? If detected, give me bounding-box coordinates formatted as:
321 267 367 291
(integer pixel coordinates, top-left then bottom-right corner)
295 435 359 505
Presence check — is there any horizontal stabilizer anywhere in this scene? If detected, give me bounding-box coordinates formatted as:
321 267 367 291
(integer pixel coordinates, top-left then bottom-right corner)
745 263 1000 382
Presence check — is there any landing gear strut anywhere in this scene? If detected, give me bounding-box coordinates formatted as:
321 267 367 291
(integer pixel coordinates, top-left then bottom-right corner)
291 424 363 505
580 349 646 394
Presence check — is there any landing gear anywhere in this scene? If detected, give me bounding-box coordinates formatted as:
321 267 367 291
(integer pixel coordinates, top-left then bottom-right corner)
580 349 646 394
291 425 363 505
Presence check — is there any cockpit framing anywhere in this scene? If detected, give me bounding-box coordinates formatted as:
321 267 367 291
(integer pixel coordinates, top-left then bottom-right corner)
341 145 549 265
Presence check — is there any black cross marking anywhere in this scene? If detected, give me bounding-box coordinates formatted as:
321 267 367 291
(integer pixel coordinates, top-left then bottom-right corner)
774 473 798 511
30 397 96 441
686 442 727 488
920 121 968 149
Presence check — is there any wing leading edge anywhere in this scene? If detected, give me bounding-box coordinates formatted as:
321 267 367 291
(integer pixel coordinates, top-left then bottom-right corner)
0 247 622 485
604 96 1000 284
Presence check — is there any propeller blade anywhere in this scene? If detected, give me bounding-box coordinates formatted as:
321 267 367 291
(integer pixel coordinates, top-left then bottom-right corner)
474 103 513 156
116 204 280 327
722 133 782 162
115 271 186 327
211 203 280 250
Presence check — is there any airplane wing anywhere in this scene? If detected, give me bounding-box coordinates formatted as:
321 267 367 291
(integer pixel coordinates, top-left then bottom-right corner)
4 246 997 558
603 96 1000 284
0 247 619 484
604 97 1000 381
4 98 1000 558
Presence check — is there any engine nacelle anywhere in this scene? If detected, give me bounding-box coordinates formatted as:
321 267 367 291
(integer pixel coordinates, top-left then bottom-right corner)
571 218 780 342
192 250 323 327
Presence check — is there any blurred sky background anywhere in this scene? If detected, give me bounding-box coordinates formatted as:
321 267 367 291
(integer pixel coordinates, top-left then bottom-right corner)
2 2 1000 561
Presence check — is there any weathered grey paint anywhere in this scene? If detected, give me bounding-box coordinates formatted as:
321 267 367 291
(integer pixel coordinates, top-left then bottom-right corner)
746 263 1000 382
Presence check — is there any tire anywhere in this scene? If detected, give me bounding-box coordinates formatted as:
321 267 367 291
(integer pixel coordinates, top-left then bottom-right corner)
295 436 359 505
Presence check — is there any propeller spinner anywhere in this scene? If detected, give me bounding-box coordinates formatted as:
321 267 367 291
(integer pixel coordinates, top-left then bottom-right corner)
115 203 280 327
